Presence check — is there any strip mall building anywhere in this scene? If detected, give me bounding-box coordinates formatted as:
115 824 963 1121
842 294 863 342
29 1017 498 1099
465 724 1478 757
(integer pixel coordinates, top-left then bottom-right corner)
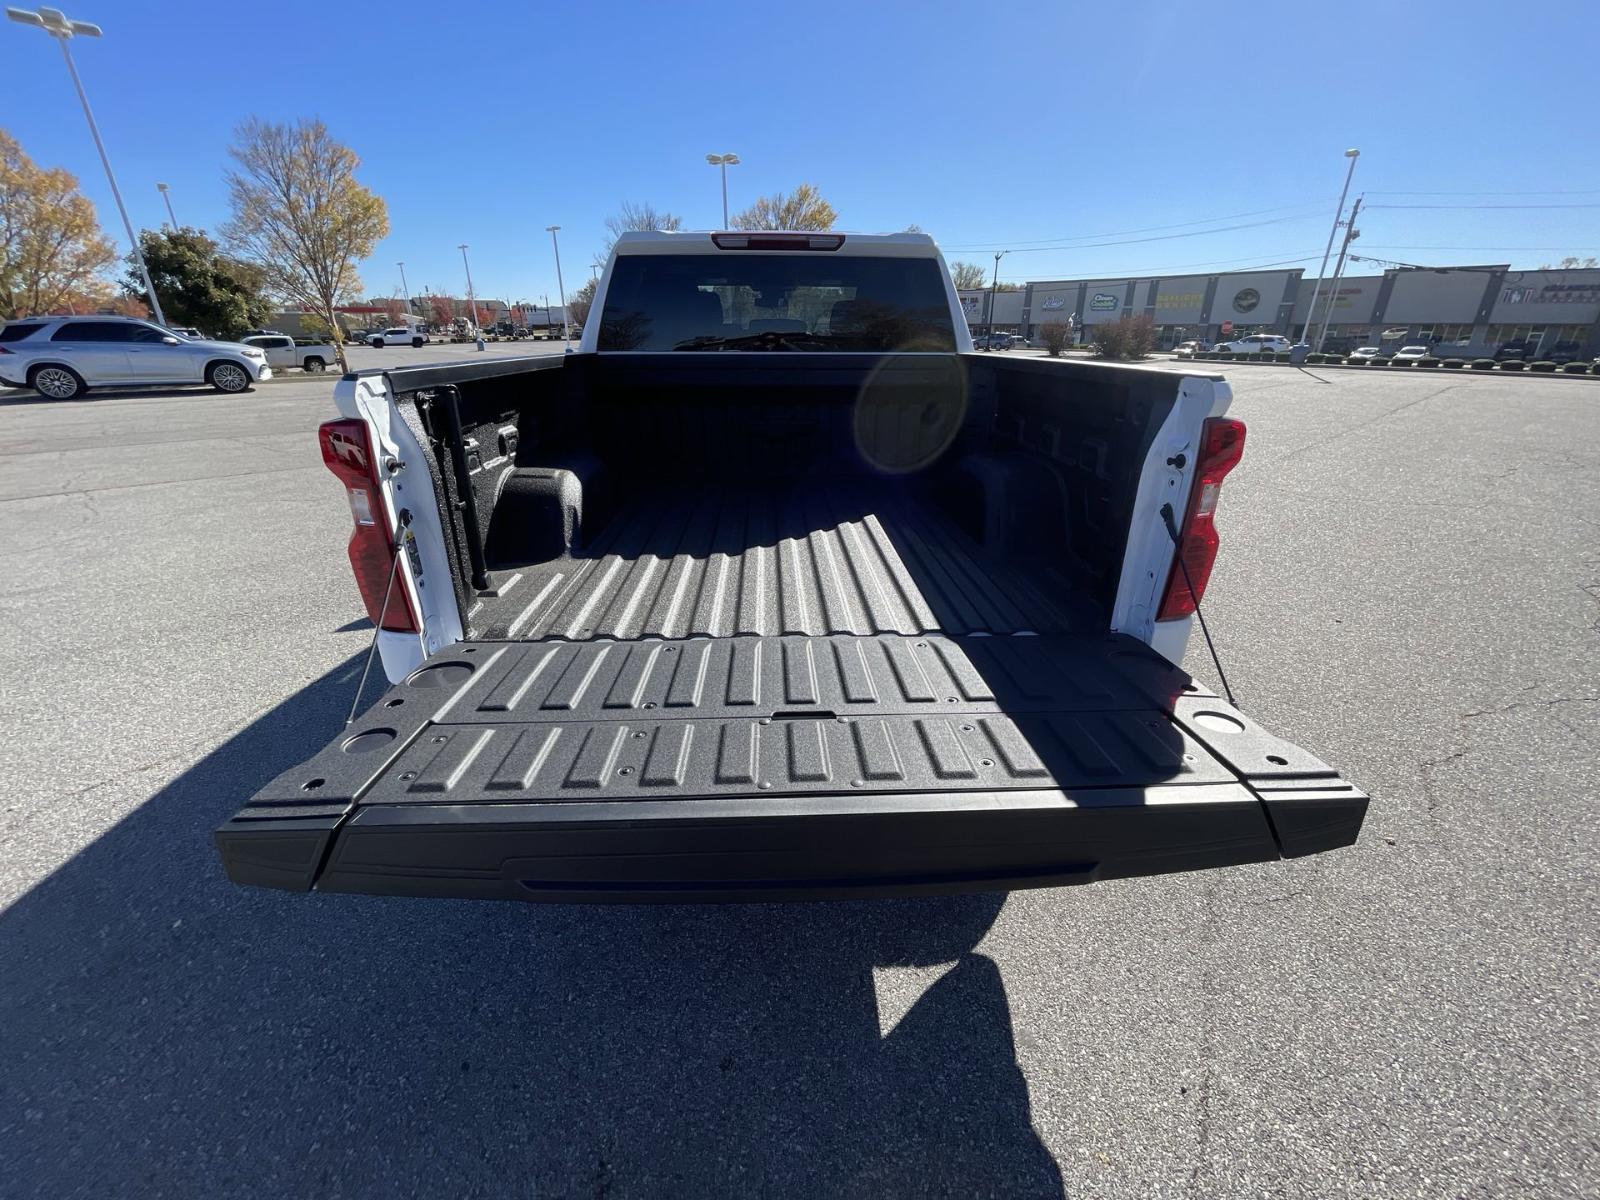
959 263 1600 357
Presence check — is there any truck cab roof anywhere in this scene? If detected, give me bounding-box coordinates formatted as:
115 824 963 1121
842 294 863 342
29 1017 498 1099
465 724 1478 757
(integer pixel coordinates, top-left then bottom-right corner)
610 230 943 257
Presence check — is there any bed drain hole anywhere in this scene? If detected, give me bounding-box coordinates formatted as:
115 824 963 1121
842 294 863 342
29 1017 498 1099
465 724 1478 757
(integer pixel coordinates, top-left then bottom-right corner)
302 778 325 791
1266 754 1288 765
385 698 404 708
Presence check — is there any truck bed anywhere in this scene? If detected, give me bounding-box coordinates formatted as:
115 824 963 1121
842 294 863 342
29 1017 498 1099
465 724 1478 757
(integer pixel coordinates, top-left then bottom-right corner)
472 478 1096 641
215 351 1367 903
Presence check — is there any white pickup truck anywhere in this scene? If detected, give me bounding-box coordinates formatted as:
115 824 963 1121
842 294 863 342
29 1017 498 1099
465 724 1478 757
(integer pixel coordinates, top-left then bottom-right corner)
217 231 1366 903
239 334 338 374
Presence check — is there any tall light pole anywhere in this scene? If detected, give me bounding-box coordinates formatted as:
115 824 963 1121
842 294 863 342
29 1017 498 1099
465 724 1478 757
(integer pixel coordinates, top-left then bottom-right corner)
705 153 740 228
547 225 570 344
984 250 1007 350
156 181 177 229
458 243 482 350
1316 195 1362 353
1298 148 1360 346
7 6 166 325
396 261 412 320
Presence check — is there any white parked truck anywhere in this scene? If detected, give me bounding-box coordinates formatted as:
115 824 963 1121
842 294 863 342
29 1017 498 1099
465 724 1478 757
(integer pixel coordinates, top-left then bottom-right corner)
217 231 1366 903
368 327 427 349
240 334 338 374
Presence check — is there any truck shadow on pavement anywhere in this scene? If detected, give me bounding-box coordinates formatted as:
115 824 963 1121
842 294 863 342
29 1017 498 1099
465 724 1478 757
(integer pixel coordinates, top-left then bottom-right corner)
1 656 1065 1199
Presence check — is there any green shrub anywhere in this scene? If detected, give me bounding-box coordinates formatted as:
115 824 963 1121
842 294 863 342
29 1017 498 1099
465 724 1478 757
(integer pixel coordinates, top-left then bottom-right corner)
1471 358 1496 370
1528 360 1557 373
1305 352 1324 364
1346 356 1367 365
1322 354 1346 364
1560 361 1589 374
1415 358 1440 368
1500 360 1526 372
1039 321 1074 357
1274 351 1292 363
1090 313 1155 360
1442 359 1466 369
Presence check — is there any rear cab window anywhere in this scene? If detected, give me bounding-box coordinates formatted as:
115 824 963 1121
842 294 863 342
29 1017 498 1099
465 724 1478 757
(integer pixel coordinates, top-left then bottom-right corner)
598 254 958 352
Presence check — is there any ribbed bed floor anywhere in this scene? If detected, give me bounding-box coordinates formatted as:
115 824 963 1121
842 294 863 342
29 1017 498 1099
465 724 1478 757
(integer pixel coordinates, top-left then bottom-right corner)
473 481 1092 641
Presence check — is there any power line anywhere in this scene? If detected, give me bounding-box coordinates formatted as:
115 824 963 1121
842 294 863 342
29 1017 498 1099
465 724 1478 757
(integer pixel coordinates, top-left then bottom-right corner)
941 203 1323 252
943 214 1320 256
1358 245 1600 252
1013 250 1325 281
1365 188 1600 197
1366 202 1600 210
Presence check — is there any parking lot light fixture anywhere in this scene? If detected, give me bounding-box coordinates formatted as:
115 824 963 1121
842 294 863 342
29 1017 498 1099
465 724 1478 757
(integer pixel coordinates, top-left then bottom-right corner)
1299 148 1360 348
396 261 412 319
156 181 177 229
547 225 569 346
458 243 483 350
8 5 166 325
705 153 741 229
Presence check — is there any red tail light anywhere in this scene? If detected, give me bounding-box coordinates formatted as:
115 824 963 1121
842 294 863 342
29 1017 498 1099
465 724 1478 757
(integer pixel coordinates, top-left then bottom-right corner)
1157 417 1247 621
318 418 419 633
710 233 845 251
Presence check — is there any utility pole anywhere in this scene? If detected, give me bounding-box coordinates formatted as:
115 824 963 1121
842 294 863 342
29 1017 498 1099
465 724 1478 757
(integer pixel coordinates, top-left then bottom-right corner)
1316 196 1362 353
984 251 1007 350
1298 148 1360 347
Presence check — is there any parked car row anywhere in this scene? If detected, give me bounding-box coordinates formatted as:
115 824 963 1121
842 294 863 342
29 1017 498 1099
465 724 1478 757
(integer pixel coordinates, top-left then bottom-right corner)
973 332 1030 350
0 316 272 400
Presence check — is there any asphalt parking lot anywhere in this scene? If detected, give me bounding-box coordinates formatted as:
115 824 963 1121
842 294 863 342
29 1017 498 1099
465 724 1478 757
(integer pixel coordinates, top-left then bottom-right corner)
2 353 1596 1198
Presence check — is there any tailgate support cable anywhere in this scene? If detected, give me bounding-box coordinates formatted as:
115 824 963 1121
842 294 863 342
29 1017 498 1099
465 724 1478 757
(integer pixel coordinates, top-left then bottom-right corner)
1159 502 1237 707
348 509 413 727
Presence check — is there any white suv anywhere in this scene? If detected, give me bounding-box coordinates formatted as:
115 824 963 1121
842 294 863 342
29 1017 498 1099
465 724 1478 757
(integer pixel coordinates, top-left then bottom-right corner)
1219 333 1292 354
0 316 270 400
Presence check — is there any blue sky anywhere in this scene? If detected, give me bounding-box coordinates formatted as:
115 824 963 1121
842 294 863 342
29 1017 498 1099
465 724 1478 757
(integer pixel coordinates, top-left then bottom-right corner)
7 0 1598 303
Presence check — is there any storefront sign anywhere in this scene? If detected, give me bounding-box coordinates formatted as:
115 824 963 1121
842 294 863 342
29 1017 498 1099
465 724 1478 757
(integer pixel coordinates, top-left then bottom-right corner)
1089 292 1120 311
1501 282 1600 304
1231 287 1261 314
1155 292 1204 310
1041 295 1066 310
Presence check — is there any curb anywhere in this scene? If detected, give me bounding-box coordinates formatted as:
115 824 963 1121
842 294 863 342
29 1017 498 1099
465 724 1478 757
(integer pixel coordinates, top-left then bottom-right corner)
1170 356 1599 381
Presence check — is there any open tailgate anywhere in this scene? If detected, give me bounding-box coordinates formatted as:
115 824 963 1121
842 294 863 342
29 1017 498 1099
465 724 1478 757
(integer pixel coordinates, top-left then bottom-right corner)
216 634 1366 903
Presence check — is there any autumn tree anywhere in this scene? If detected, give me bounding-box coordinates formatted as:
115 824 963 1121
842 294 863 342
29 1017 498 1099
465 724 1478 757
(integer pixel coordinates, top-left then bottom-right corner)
949 261 988 290
123 227 270 339
602 201 683 256
0 129 119 319
1539 255 1598 269
732 183 836 231
222 118 388 371
567 277 598 328
428 295 454 329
